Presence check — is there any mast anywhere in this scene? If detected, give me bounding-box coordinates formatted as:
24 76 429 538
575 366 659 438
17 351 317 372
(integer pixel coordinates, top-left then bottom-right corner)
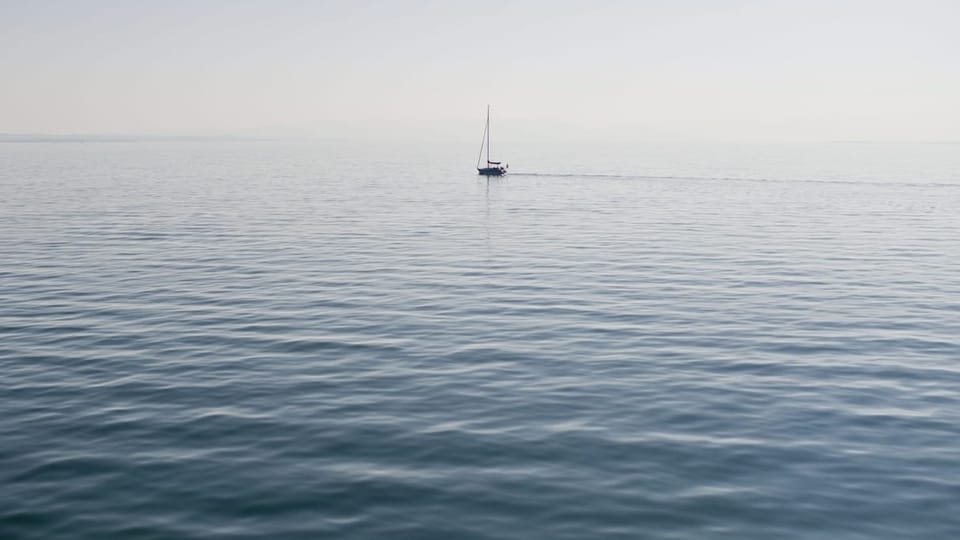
486 105 491 165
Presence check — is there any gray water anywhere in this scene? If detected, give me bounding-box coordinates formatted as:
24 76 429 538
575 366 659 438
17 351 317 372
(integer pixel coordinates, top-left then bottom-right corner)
2 140 960 539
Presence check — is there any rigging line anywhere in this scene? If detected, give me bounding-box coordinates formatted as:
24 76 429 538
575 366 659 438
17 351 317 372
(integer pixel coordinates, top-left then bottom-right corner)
476 112 488 169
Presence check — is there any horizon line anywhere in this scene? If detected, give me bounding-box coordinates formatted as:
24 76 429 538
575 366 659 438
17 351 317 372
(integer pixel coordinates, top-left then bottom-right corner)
1 133 958 145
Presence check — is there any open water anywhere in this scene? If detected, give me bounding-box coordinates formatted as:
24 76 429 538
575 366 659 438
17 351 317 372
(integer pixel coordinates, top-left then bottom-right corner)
2 140 960 539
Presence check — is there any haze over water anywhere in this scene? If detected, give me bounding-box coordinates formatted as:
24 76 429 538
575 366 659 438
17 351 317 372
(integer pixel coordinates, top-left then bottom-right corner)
3 140 960 539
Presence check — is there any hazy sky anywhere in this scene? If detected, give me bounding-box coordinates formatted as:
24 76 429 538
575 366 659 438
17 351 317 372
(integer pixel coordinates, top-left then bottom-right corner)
2 0 958 142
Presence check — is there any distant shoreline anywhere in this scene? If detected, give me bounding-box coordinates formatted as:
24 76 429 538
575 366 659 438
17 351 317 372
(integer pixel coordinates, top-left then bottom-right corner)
1 135 958 145
0 134 305 143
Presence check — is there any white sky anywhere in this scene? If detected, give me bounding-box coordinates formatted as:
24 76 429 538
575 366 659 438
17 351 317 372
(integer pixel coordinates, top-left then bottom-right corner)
1 0 958 142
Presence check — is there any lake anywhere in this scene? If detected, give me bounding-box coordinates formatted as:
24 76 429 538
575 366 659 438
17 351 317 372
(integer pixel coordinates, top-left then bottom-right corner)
2 139 959 539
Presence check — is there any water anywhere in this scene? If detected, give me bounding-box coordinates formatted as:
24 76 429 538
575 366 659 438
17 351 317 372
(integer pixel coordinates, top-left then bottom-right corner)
2 140 960 539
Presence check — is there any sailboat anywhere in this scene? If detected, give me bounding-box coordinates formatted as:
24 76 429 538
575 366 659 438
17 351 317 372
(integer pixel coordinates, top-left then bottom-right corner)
477 105 507 176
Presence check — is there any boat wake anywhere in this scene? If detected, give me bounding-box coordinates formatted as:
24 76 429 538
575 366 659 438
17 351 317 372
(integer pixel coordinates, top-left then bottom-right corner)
507 172 960 188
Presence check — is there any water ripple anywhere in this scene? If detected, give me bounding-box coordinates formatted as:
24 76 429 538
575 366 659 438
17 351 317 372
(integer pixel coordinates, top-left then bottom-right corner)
2 141 960 539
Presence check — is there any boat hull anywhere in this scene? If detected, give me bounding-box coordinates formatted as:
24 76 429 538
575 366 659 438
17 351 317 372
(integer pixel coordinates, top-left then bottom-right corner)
478 167 506 176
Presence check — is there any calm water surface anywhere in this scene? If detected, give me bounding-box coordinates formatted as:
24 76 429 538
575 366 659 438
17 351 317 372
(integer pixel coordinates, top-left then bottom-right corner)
2 141 960 539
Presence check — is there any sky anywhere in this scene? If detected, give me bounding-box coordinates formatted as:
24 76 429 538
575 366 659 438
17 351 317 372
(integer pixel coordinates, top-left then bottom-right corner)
1 0 958 142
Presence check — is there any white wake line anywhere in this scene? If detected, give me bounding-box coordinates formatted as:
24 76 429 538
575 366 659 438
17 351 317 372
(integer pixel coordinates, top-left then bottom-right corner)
506 172 960 188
